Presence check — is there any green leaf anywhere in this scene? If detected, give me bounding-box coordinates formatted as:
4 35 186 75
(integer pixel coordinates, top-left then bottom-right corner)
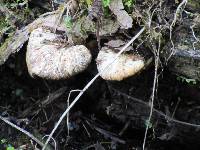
64 16 73 30
123 0 135 8
176 75 197 85
86 0 92 6
6 145 15 150
102 0 110 7
145 120 152 129
176 76 181 81
15 89 23 96
125 0 132 7
1 138 7 144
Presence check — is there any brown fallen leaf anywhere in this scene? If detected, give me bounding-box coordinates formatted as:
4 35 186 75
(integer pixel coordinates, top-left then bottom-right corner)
105 39 133 51
109 0 133 29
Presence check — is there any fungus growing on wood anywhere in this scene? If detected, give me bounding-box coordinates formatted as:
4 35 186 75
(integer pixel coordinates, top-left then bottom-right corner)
96 47 144 81
26 27 92 79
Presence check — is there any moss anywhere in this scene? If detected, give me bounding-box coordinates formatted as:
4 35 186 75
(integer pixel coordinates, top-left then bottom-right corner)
123 0 135 12
0 16 9 33
188 0 200 10
0 32 14 64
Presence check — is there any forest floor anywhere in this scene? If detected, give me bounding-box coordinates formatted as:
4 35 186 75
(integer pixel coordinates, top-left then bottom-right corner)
1 0 200 150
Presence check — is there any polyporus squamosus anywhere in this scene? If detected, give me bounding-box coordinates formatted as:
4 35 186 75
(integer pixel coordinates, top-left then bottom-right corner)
26 27 92 80
96 47 144 81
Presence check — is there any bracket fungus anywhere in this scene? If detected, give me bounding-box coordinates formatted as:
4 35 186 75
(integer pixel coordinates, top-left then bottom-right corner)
96 47 144 81
26 27 92 79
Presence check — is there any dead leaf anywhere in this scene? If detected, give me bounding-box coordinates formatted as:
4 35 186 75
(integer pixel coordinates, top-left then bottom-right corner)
109 0 124 10
105 39 133 51
99 18 120 36
72 15 119 38
105 39 125 48
109 0 133 29
88 0 103 21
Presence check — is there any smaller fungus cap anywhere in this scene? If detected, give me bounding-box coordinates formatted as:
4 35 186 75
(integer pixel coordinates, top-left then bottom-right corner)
96 47 144 81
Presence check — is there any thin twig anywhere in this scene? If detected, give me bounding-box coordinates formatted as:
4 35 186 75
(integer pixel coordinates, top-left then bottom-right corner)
96 20 101 50
142 33 160 150
42 26 146 150
171 97 181 118
119 120 131 136
82 122 91 138
190 24 200 51
167 0 188 62
42 135 57 150
0 116 44 147
170 0 188 34
67 89 82 136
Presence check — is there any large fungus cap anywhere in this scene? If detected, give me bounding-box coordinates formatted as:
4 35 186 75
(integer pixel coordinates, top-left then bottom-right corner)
26 27 92 79
96 47 144 81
